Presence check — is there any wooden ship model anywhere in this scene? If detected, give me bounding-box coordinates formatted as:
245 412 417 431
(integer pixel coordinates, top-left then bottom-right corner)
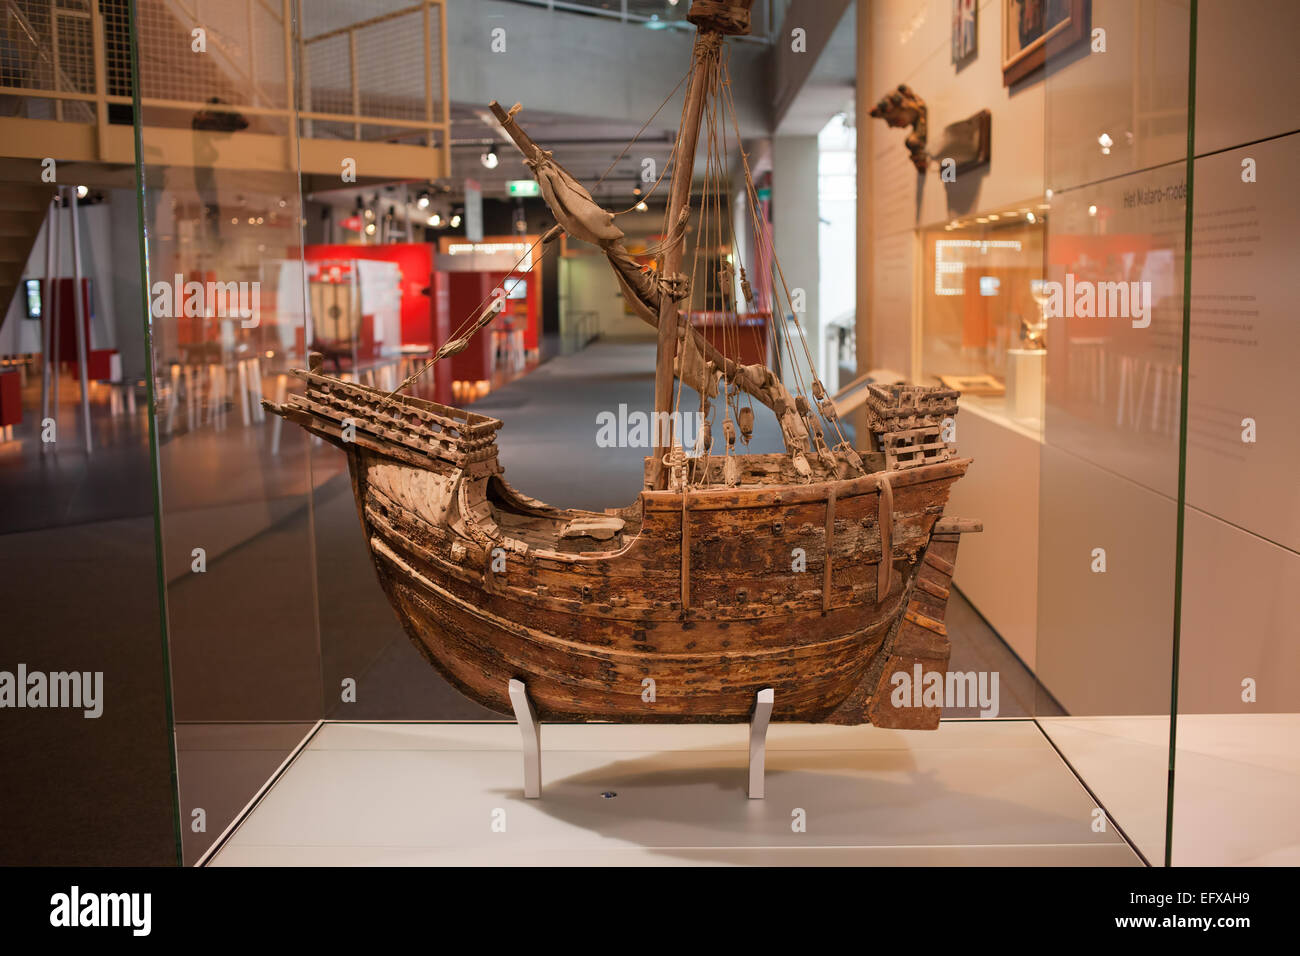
267 0 979 731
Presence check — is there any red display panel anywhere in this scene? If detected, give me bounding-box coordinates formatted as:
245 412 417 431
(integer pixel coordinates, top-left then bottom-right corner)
305 243 435 347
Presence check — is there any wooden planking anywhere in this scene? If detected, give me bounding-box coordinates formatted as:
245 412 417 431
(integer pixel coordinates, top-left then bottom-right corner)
877 476 895 600
822 489 836 612
335 424 979 724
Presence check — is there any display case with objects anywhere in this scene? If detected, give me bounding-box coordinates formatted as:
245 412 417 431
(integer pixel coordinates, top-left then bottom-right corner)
919 209 1048 431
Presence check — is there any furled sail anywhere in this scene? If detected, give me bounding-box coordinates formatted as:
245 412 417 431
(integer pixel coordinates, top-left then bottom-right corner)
488 100 778 416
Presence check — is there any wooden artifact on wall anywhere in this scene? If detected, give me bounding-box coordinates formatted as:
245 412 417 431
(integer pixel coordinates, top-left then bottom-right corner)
1002 0 1090 86
932 109 991 175
266 0 981 732
869 85 990 179
869 84 928 173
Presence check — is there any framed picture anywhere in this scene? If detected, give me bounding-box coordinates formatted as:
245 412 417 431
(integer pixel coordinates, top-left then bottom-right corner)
1002 0 1090 86
952 0 977 64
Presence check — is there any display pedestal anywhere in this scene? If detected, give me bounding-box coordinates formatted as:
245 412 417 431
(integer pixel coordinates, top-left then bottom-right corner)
204 721 1142 866
1005 348 1045 421
509 680 776 800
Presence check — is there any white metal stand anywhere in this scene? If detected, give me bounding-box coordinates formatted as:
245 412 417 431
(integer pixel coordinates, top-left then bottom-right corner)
40 196 57 430
39 188 94 454
68 187 93 454
507 681 776 801
508 679 541 799
748 687 774 799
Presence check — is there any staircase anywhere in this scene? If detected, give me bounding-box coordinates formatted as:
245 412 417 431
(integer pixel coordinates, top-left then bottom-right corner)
0 183 56 330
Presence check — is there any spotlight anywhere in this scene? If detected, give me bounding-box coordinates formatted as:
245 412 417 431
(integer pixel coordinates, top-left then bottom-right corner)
450 214 462 228
1088 204 1098 216
480 147 499 170
635 201 648 212
416 192 431 209
75 185 89 199
429 214 442 227
364 222 376 235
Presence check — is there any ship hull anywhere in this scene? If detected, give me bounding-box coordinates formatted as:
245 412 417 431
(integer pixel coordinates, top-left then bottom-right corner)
349 447 972 726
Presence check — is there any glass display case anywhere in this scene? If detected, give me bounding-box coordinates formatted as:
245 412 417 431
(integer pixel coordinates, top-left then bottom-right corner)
919 208 1047 430
1 0 1294 872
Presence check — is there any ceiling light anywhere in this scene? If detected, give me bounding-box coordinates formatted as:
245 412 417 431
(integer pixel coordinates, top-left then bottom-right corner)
635 201 648 212
1088 204 1098 216
364 222 376 235
416 192 431 209
450 214 462 228
1027 212 1036 223
480 148 499 170
75 185 89 199
429 214 442 227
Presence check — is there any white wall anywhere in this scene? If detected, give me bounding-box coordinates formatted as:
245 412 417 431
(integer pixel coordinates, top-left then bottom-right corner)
860 0 1299 718
0 201 120 361
859 0 1045 665
864 0 1045 376
559 254 652 341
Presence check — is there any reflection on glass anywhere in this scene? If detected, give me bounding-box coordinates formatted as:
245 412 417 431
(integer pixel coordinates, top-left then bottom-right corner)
920 210 1046 432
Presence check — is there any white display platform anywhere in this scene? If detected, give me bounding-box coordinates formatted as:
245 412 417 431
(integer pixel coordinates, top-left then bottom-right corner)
205 719 1141 866
1041 714 1300 866
1004 348 1045 422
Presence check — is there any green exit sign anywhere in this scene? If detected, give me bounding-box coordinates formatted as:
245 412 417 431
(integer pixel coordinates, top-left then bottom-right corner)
507 179 540 197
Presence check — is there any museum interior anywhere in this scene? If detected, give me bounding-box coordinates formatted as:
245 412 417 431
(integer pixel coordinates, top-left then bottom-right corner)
0 0 1294 868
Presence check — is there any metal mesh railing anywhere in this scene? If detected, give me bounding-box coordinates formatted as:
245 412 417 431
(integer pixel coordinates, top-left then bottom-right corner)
0 0 449 156
499 0 776 42
301 0 444 145
1 0 96 119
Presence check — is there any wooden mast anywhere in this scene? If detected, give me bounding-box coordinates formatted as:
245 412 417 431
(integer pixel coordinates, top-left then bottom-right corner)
651 0 755 489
